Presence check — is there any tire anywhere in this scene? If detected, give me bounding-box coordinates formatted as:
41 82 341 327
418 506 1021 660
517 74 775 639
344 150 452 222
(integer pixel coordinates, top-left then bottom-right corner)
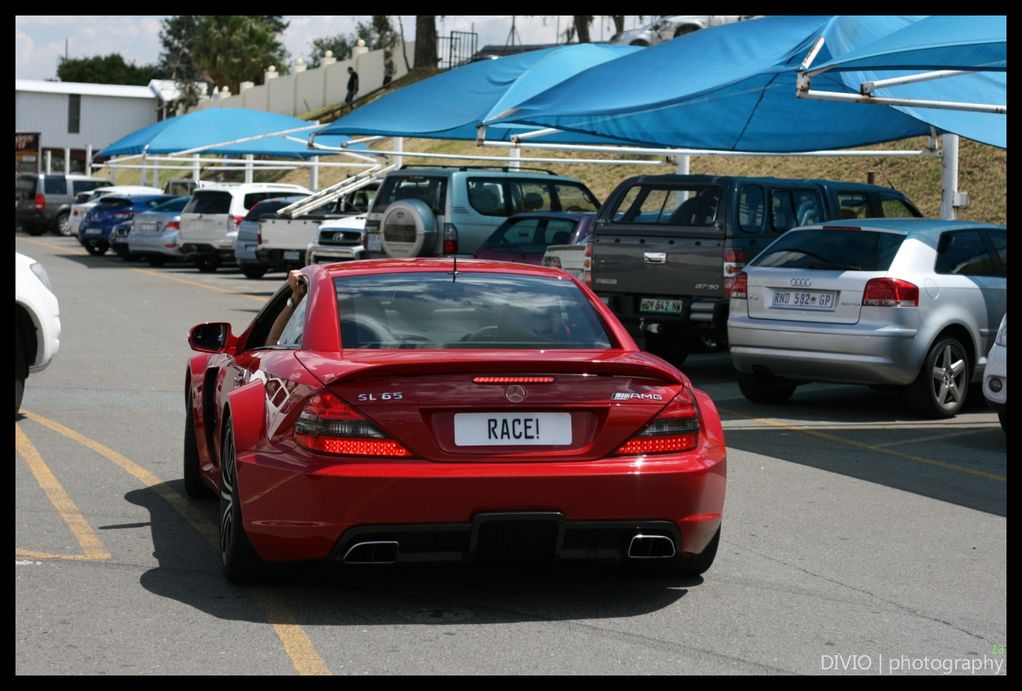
183 396 213 499
54 212 72 236
240 263 268 279
219 418 267 583
643 333 689 367
114 245 131 260
737 371 797 404
16 327 27 416
85 243 108 256
26 225 46 237
906 337 970 418
629 527 721 578
194 256 220 273
145 256 168 267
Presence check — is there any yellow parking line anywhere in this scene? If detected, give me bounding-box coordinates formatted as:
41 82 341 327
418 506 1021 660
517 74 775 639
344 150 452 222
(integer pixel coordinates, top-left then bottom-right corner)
20 410 331 675
131 268 266 303
17 237 72 253
15 423 111 561
718 406 1006 482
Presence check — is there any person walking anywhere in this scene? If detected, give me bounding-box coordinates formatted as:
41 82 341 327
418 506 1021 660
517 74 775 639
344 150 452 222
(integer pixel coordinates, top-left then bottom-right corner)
383 51 395 89
345 66 360 109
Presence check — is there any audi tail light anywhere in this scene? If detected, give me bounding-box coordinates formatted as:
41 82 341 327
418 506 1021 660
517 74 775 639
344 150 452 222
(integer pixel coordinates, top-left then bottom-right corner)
862 278 919 307
614 391 701 456
294 390 412 457
723 247 747 297
730 271 748 300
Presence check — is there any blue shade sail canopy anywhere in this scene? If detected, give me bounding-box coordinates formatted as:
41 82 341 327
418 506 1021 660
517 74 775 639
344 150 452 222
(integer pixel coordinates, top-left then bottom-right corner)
96 108 356 159
807 15 1005 73
315 44 642 144
491 16 1005 151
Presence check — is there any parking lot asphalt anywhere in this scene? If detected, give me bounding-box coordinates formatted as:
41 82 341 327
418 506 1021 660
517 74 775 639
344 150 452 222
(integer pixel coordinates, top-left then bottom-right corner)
16 234 1006 675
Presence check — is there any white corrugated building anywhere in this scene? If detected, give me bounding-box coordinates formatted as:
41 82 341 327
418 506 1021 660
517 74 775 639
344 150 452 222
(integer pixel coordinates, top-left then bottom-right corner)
15 79 201 173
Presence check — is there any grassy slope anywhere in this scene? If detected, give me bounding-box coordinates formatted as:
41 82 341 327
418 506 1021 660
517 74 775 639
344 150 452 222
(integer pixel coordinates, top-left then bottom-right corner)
100 68 1006 224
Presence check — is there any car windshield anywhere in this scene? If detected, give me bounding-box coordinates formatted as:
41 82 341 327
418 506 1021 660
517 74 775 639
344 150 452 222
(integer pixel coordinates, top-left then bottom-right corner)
609 184 721 226
334 272 612 350
480 218 580 254
151 197 190 214
751 229 906 271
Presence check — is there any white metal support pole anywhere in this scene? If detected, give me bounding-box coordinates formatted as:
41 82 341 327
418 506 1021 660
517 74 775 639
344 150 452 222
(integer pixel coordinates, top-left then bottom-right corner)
64 148 71 176
940 134 960 220
140 154 147 186
509 145 521 171
395 137 403 169
311 155 319 191
85 145 92 176
193 154 201 182
245 154 254 183
675 153 690 175
45 151 51 174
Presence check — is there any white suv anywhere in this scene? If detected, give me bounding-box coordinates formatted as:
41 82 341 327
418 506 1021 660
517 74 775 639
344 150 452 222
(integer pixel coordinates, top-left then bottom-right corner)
16 252 61 415
178 182 311 272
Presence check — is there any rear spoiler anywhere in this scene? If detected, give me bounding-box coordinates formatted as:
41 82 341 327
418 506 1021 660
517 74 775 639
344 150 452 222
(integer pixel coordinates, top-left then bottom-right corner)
295 350 686 387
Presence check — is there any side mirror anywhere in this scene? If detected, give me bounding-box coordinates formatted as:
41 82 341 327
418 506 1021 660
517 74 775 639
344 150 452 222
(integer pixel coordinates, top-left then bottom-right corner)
188 322 235 353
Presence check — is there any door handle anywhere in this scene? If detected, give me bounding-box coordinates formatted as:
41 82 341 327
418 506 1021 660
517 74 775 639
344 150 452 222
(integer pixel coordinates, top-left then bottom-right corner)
643 252 667 264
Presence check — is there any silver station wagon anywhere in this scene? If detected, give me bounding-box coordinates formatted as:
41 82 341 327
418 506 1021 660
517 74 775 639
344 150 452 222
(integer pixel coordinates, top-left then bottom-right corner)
727 219 1006 418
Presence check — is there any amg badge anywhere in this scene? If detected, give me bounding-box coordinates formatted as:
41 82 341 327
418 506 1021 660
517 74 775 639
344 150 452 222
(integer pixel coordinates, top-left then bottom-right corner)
611 392 664 401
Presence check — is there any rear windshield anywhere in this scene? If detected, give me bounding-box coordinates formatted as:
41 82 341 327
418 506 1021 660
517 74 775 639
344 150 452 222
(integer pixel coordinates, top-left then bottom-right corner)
751 229 906 271
151 197 190 213
480 217 581 254
184 191 232 214
73 179 110 194
334 272 612 350
609 184 721 227
96 197 132 209
373 176 447 216
243 191 303 210
16 176 37 200
43 176 67 195
244 199 295 221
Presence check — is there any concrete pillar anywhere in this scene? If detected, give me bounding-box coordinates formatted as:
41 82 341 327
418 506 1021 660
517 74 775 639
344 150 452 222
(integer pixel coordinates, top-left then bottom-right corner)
509 146 521 171
394 137 404 169
85 145 93 176
675 154 690 176
244 154 254 184
323 50 336 66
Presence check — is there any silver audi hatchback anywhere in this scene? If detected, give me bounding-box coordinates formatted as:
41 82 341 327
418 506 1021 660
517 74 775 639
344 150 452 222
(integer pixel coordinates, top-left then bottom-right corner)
727 218 1006 418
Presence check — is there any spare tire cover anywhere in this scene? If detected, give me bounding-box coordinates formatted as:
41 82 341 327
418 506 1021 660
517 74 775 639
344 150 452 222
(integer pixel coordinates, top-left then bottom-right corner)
379 199 437 258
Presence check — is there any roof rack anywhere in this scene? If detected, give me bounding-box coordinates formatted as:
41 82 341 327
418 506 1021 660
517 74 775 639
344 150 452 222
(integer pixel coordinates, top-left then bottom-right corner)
398 164 558 175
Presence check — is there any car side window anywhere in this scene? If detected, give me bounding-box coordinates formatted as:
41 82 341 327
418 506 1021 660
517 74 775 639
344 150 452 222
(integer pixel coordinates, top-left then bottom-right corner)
986 230 1007 276
737 185 765 233
836 193 870 220
275 297 308 347
770 190 796 233
467 179 509 216
792 190 823 226
935 230 999 277
242 289 292 350
43 176 67 195
542 219 578 245
513 181 552 213
881 197 917 218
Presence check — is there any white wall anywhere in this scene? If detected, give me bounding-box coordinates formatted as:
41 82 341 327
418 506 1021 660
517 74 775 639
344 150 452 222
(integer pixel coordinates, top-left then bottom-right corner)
195 41 414 117
16 91 157 151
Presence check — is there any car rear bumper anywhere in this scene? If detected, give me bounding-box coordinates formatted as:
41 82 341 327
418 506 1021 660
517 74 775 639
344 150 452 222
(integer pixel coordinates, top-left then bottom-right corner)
180 243 235 260
306 243 365 265
728 317 922 385
983 343 1007 408
235 446 726 563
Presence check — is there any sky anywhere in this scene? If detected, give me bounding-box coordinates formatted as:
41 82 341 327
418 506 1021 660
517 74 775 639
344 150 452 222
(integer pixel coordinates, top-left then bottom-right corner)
15 16 649 82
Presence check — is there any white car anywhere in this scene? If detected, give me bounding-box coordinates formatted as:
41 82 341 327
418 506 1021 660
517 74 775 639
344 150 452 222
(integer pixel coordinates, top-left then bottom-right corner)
609 15 755 47
983 314 1007 432
305 213 369 265
178 182 312 272
68 185 163 238
16 252 61 415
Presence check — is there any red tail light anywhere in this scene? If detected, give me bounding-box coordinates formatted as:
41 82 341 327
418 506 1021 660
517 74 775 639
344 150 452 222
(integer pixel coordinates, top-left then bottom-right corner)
34 193 46 212
730 271 749 299
443 224 458 254
614 392 701 456
723 247 747 297
165 221 180 231
294 390 412 457
228 214 246 230
583 241 593 287
862 278 919 307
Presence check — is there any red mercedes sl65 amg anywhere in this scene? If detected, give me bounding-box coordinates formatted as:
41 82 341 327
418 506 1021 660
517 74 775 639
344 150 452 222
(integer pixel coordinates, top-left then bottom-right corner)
184 259 726 582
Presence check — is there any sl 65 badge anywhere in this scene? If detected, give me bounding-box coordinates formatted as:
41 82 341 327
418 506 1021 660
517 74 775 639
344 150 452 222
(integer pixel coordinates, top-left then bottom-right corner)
357 392 404 401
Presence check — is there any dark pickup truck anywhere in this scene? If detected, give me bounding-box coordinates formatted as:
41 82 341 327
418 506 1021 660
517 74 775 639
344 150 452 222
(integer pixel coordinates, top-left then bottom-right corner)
590 174 922 363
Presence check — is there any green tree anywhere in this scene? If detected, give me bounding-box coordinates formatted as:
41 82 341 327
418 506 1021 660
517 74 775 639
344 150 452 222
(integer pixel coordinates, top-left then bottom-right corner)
307 35 354 68
355 16 399 51
57 53 163 85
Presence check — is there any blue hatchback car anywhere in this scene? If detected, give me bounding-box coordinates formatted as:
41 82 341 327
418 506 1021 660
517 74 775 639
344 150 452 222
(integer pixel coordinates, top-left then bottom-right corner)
78 194 177 256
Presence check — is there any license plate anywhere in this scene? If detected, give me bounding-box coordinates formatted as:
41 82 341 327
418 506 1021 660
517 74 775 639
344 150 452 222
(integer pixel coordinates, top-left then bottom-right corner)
454 412 571 446
85 228 101 235
640 298 683 315
771 289 836 310
367 234 382 252
140 223 158 232
284 250 300 261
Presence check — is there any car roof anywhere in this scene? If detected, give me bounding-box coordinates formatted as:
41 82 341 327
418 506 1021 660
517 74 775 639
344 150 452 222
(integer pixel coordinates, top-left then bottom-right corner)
389 166 573 180
619 173 916 194
322 258 575 280
192 182 311 192
501 212 594 222
801 218 1005 235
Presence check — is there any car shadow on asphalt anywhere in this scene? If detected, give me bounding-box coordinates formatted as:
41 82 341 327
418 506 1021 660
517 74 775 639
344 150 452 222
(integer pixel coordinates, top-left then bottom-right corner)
126 482 695 625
